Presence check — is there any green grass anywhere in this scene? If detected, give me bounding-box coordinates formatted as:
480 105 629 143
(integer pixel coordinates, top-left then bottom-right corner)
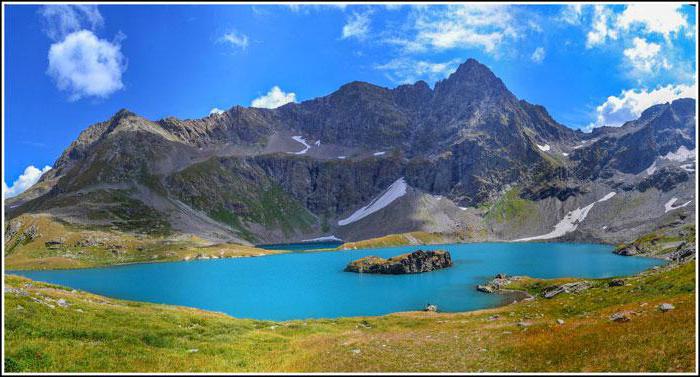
614 224 695 257
4 261 695 372
18 188 172 237
484 188 538 226
4 213 281 270
338 231 450 250
168 157 317 242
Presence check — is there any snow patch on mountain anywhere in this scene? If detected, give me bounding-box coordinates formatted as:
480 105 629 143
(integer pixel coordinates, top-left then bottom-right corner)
290 136 311 155
537 144 550 152
373 151 386 156
680 163 695 172
338 177 407 226
661 146 695 162
645 161 657 175
664 197 692 213
514 192 616 242
302 235 342 242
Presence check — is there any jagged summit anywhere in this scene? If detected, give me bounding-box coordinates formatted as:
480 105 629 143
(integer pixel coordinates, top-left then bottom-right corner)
112 108 137 119
433 58 513 103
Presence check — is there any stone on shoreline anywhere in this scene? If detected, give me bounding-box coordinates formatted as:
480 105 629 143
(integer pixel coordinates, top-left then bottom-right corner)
475 274 523 293
476 285 496 293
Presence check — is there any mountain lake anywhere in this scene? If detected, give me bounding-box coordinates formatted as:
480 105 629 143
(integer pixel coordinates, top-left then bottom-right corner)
10 242 664 321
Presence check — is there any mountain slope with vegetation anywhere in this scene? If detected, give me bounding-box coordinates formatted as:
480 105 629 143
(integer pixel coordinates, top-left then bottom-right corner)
4 58 696 267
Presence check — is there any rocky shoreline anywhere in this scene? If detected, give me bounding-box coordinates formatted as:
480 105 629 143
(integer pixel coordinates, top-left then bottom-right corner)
475 273 535 304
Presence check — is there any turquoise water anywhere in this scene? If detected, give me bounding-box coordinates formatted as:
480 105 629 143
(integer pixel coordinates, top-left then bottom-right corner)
257 241 343 251
11 242 663 321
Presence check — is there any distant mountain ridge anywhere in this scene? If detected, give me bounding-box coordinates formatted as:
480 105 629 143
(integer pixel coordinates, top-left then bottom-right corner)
5 58 696 248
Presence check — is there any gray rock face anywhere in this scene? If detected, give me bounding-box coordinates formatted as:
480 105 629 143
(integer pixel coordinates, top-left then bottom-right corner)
637 169 689 192
476 274 521 293
344 249 452 274
24 225 39 241
574 98 695 179
610 311 634 322
4 219 22 240
542 281 591 299
4 57 695 246
476 285 496 293
664 243 696 262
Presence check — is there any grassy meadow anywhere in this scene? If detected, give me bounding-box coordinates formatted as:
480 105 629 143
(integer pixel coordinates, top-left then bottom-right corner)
4 260 695 372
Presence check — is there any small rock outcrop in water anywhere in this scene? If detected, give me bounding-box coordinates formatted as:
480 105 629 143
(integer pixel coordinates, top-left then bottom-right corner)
474 274 534 304
344 249 452 274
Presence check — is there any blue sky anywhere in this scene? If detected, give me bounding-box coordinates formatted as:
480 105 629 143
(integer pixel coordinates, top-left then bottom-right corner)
3 3 698 197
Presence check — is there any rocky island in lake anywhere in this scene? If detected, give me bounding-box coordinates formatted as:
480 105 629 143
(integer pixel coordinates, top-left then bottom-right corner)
344 249 452 274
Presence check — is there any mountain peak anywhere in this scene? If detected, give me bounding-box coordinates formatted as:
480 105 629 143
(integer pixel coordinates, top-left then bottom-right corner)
338 81 386 91
431 58 515 109
441 58 503 86
112 108 137 120
456 58 487 71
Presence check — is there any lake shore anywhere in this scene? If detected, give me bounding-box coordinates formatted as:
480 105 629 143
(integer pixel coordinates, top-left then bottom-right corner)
9 224 671 272
8 241 662 321
4 260 694 372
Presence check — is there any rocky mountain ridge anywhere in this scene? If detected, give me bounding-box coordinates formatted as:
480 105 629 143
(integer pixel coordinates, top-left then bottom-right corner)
5 58 696 248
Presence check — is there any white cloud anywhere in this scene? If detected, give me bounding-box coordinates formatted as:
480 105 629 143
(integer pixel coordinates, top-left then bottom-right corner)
220 30 249 50
559 4 584 25
528 20 543 33
623 37 670 78
287 4 348 13
586 4 689 48
530 47 546 63
47 30 126 100
386 4 519 55
579 4 694 86
3 165 52 199
40 4 103 41
209 108 224 115
250 86 296 109
342 11 372 40
384 4 403 11
586 5 618 48
617 4 688 40
375 57 462 84
588 83 697 130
